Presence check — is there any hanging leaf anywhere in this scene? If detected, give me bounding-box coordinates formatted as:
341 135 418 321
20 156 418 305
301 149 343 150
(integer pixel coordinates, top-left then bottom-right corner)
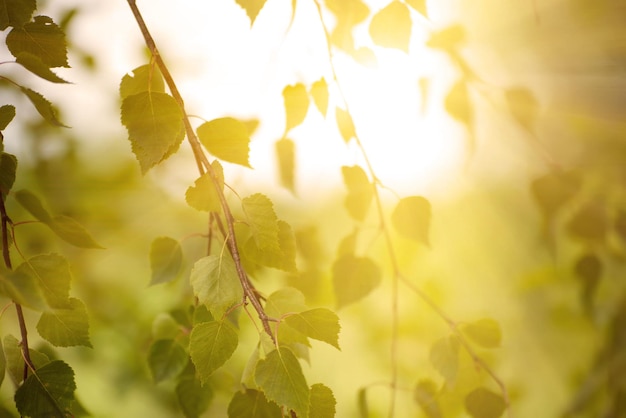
462 318 502 349
255 347 310 418
120 64 165 100
227 389 281 418
369 1 412 52
335 107 356 143
265 288 309 348
0 105 16 130
235 0 268 25
414 379 442 418
391 196 431 246
20 87 67 127
189 320 239 384
309 383 336 418
17 254 71 309
332 254 381 308
14 189 52 222
3 335 50 386
429 335 460 384
244 220 297 272
465 387 506 418
242 193 280 252
0 152 17 197
342 165 373 222
120 91 184 173
147 339 188 383
2 263 47 310
14 360 76 417
426 24 466 51
505 87 538 133
284 308 341 349
176 376 213 418
325 0 369 26
567 200 608 242
337 228 358 258
0 0 36 30
15 52 69 83
149 236 183 286
6 16 68 67
190 255 242 318
310 78 329 116
283 83 310 134
445 80 472 128
36 298 91 347
185 161 225 213
406 0 427 17
49 215 103 249
197 117 252 168
275 138 296 193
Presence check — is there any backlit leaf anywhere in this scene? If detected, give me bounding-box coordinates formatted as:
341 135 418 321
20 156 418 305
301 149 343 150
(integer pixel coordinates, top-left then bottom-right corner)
242 193 280 252
426 24 465 51
16 52 68 83
284 308 340 349
189 320 238 384
6 16 68 67
0 152 17 197
465 387 506 418
332 254 381 308
369 1 412 52
325 0 369 26
505 87 538 132
337 228 358 257
4 335 50 386
227 389 281 418
342 165 373 222
429 336 460 384
14 189 52 222
197 117 252 168
310 78 329 116
445 80 472 128
275 138 296 193
120 64 164 100
462 318 502 349
406 0 427 17
185 160 225 213
265 287 307 318
0 105 16 130
414 379 442 418
283 83 310 133
255 347 310 418
148 339 188 383
176 376 213 418
14 360 75 417
4 262 47 310
121 91 184 173
36 298 91 347
244 220 297 272
20 87 66 127
0 0 36 30
190 255 242 318
149 236 183 285
391 196 431 246
236 0 268 25
49 215 103 248
18 253 71 309
309 383 336 418
335 107 356 143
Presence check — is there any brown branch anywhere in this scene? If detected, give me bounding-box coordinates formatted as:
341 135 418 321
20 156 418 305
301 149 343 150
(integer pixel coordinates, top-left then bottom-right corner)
125 0 274 342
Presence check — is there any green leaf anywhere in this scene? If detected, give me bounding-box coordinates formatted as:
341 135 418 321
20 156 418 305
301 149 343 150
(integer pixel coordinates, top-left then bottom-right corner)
197 117 252 168
236 0 268 25
335 107 356 143
19 87 67 127
152 313 182 340
244 220 297 272
119 64 165 100
462 318 502 349
429 336 460 384
18 254 72 309
147 339 188 383
176 376 213 418
0 105 16 130
49 215 103 249
3 262 47 310
36 298 91 347
121 91 184 173
505 87 538 132
149 236 183 285
190 255 242 318
6 16 68 67
336 228 358 257
391 196 431 246
15 52 69 83
406 0 427 17
0 0 36 30
426 24 465 51
265 287 307 317
189 320 238 384
275 138 296 193
3 335 50 386
310 78 329 116
242 193 280 251
465 387 506 418
369 1 412 52
0 152 17 197
227 389 281 418
185 160 225 213
284 308 340 349
14 189 52 222
283 83 310 133
14 360 76 417
255 347 310 418
414 379 442 418
332 254 381 308
341 165 373 222
309 383 336 418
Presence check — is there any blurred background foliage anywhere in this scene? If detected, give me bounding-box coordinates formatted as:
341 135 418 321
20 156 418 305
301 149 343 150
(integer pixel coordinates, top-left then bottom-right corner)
1 0 625 417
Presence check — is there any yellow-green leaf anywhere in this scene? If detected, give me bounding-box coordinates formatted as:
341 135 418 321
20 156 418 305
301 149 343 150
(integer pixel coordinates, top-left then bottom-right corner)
176 376 213 418
310 78 329 116
391 196 431 246
120 64 165 100
242 193 280 252
309 383 336 418
332 255 381 308
148 339 188 383
14 360 75 417
0 152 17 197
50 215 103 249
16 52 68 83
462 318 502 348
36 298 91 347
149 236 183 285
369 1 412 52
14 189 51 222
3 335 49 386
190 255 242 319
6 16 68 67
342 165 373 222
18 253 72 309
275 138 296 193
414 379 442 418
505 87 538 133
429 336 460 384
185 160 225 213
465 387 506 418
283 83 310 134
20 86 67 127
284 308 340 349
189 320 238 384
335 107 356 143
227 389 281 418
197 117 252 168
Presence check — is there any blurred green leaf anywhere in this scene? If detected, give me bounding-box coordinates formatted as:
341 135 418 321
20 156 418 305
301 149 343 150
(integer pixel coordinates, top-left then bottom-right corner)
227 389 281 418
148 339 188 383
429 335 460 384
369 1 412 52
37 298 91 347
189 320 238 384
283 83 310 134
176 376 213 418
310 78 329 116
341 165 373 222
275 138 296 193
391 196 431 246
197 117 252 168
49 215 103 249
464 387 506 418
335 107 356 143
309 383 336 418
414 379 442 418
149 236 182 285
190 255 242 318
567 200 608 242
462 318 502 349
18 254 71 309
332 254 381 308
14 360 76 417
14 189 52 222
